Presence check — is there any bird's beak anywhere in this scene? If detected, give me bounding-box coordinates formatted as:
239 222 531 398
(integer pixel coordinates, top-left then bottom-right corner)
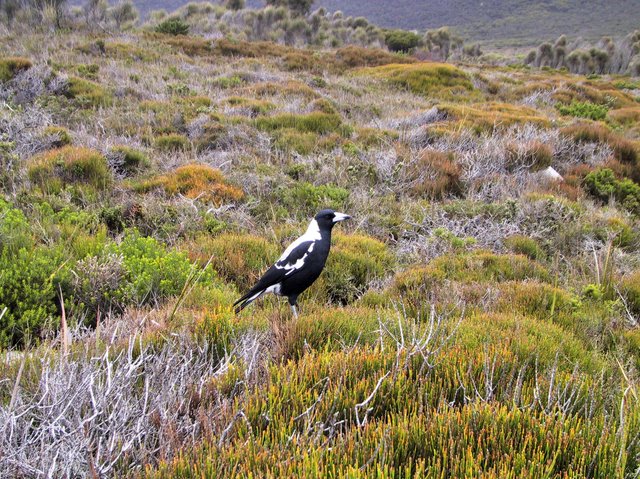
333 212 352 223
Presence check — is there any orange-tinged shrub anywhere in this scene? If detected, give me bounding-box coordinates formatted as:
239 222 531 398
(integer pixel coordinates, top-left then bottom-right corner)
440 102 550 132
404 150 463 199
609 107 640 126
137 164 243 206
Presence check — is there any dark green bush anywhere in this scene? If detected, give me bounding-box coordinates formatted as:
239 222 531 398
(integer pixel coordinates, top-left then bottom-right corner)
101 232 210 309
155 18 189 36
584 168 640 215
557 101 608 120
504 235 545 260
0 199 33 254
384 30 421 52
0 245 63 348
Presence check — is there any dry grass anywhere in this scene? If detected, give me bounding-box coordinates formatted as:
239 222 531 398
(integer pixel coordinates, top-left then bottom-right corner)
439 102 550 132
359 62 478 100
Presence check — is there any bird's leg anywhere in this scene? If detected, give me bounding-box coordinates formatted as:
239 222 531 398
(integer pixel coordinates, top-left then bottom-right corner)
291 304 298 319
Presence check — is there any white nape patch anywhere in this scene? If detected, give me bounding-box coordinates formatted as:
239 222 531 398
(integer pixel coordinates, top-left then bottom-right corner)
276 219 321 264
304 219 322 240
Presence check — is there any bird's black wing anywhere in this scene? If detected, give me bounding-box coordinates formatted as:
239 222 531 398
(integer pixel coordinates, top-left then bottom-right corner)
234 240 315 312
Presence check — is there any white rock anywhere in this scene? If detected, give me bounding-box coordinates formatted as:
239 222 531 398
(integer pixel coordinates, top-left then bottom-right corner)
540 166 563 182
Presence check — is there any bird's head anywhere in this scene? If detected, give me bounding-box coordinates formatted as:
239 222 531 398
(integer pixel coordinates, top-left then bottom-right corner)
314 209 351 230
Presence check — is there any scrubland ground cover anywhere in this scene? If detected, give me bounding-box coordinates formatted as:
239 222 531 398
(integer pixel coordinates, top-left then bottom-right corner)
1 20 640 478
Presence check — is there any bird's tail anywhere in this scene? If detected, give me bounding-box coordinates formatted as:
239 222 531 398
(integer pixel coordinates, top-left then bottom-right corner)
233 288 264 314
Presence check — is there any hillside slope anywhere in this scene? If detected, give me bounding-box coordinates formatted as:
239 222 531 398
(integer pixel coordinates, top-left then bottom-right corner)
131 0 640 47
314 0 640 46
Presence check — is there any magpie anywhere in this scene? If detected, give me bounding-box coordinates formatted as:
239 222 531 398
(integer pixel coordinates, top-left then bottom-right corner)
233 209 351 317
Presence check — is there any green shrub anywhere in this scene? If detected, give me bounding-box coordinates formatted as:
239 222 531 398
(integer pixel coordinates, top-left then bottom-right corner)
256 112 345 135
0 245 64 348
64 76 111 107
212 74 244 89
458 311 599 371
155 18 189 35
584 168 640 215
313 233 395 304
281 307 383 359
77 63 99 79
0 56 32 82
110 145 150 175
273 129 318 154
557 101 609 120
384 30 421 52
594 215 638 249
360 63 475 99
504 235 544 260
493 281 579 329
426 250 550 283
0 199 33 254
70 233 205 317
277 182 350 217
100 232 211 309
624 328 640 371
432 227 476 250
154 133 189 151
42 126 72 147
225 96 275 115
28 146 112 193
392 251 550 315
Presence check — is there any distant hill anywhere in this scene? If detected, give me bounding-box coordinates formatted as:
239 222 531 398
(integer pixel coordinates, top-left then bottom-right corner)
311 0 640 47
132 0 640 48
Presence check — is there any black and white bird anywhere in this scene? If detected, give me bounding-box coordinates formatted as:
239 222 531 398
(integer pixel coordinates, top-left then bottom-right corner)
234 209 351 317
